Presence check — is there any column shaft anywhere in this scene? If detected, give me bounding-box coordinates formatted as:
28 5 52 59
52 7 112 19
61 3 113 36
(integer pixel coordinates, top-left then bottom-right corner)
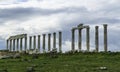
25 37 27 51
10 40 12 51
20 38 23 51
33 36 36 49
13 39 15 51
53 32 56 49
71 29 75 52
43 34 46 53
59 31 62 53
6 40 9 50
95 26 99 52
17 39 19 51
38 35 40 52
29 36 32 50
86 26 90 51
48 34 51 51
103 24 108 52
78 29 82 51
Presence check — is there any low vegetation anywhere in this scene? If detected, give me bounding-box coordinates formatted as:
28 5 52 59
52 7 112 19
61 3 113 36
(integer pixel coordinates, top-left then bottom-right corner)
0 52 120 72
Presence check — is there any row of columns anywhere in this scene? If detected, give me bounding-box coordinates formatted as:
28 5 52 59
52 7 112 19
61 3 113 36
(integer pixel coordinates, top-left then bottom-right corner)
28 31 62 53
71 24 108 52
7 32 62 53
7 37 27 52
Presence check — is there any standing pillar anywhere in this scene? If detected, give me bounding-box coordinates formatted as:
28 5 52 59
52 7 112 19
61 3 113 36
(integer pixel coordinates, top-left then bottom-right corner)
48 33 51 52
13 39 15 51
29 36 32 50
38 35 40 52
103 24 108 52
78 29 82 51
43 34 46 53
20 38 23 51
16 38 19 51
10 39 12 51
33 36 36 49
25 37 27 51
86 26 90 51
71 29 75 52
53 32 56 49
95 26 99 52
59 31 62 53
6 39 9 50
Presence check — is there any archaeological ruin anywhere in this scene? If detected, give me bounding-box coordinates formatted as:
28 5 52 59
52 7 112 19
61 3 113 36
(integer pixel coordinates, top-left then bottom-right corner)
6 24 108 53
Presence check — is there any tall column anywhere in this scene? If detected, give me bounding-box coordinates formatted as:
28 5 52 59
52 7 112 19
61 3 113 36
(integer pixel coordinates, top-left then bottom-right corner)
59 31 62 53
71 29 75 52
103 24 108 52
38 35 40 52
25 37 27 51
33 36 36 49
53 32 56 49
16 38 19 51
6 39 9 50
86 26 90 51
29 36 32 50
48 33 51 52
95 26 99 52
43 34 46 53
20 38 23 51
10 39 12 51
13 39 15 51
78 29 82 51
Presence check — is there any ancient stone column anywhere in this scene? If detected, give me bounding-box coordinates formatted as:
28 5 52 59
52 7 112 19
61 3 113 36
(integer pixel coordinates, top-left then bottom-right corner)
78 29 82 51
43 34 46 53
95 26 99 52
78 24 83 51
33 36 36 49
20 38 23 51
71 29 75 52
103 24 108 52
59 31 62 53
48 33 51 52
29 36 32 50
16 38 19 51
13 39 15 51
25 37 27 51
10 39 12 51
86 26 90 51
53 32 56 49
6 39 9 50
38 35 40 52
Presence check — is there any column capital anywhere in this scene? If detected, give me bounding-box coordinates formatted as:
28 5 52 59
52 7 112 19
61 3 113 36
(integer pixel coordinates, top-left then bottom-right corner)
103 24 108 26
78 23 83 27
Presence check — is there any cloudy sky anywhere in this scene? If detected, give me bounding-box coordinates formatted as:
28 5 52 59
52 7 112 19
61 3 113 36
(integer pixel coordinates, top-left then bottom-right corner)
0 0 120 52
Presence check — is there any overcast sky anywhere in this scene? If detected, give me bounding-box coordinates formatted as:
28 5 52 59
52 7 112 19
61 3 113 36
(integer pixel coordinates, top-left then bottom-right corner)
0 0 120 52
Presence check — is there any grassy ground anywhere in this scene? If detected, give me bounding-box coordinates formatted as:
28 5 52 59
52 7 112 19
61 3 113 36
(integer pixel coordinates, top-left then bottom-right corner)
0 52 120 72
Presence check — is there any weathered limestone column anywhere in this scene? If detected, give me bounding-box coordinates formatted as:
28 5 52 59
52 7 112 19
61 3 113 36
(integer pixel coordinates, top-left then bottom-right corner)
13 39 15 51
71 29 75 52
29 36 32 50
59 31 62 53
103 24 108 52
33 36 36 49
16 38 19 51
48 33 51 52
6 39 9 50
43 34 46 53
53 32 56 49
20 38 23 51
10 39 12 51
25 37 27 51
86 26 90 51
38 35 40 52
78 24 83 51
95 26 99 52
